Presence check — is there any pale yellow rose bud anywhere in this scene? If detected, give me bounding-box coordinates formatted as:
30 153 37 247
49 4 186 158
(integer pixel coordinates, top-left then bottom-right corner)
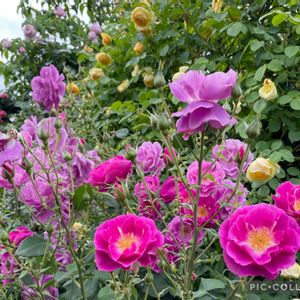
212 0 224 13
143 72 154 88
131 7 153 28
83 45 93 53
101 33 112 46
72 222 86 239
66 82 80 95
89 68 105 80
246 158 279 182
134 42 144 55
179 66 189 73
95 52 112 65
131 65 141 77
281 263 300 279
172 72 185 81
117 79 130 93
259 79 278 101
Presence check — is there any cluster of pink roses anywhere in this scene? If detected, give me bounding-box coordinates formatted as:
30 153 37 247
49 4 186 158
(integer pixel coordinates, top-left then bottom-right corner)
0 113 100 272
88 23 102 42
90 137 253 271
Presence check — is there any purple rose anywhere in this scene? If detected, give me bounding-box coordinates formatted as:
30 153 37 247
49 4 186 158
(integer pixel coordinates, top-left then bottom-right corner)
160 176 186 204
1 38 11 49
169 69 237 103
88 31 98 41
54 6 66 17
172 101 236 140
136 142 165 175
21 274 58 300
212 139 254 178
0 251 16 285
22 24 37 40
89 23 102 35
19 47 26 54
31 65 66 111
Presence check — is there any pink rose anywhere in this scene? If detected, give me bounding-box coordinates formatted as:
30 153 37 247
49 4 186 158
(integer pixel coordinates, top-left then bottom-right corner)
87 155 133 191
94 214 164 271
9 226 34 246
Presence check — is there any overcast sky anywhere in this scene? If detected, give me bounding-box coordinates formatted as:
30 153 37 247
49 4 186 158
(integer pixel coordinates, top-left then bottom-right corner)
0 0 23 90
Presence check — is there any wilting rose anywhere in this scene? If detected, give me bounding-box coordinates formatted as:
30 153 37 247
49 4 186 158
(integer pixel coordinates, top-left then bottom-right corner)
131 7 153 29
89 68 104 80
101 33 112 46
66 82 80 95
134 42 144 55
95 52 112 65
246 157 279 182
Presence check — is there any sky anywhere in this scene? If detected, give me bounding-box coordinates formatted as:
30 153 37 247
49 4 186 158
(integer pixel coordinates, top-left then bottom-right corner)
0 0 24 89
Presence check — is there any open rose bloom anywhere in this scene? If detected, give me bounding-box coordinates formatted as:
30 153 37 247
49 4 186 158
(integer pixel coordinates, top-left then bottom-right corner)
94 214 164 271
170 70 237 140
219 204 300 279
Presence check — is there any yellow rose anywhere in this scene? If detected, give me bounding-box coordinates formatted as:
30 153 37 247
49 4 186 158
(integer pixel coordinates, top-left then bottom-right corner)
172 66 189 81
83 45 93 53
281 263 300 279
131 64 141 77
66 82 80 95
143 74 155 88
212 0 224 13
134 42 144 55
117 79 129 93
95 52 112 65
259 79 278 101
131 7 153 28
246 158 279 182
89 68 104 80
101 32 112 46
138 26 153 35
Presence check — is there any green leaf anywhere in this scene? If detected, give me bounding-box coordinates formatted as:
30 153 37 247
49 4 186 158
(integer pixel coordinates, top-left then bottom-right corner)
278 95 291 105
16 236 47 257
227 22 247 37
73 184 93 211
97 286 115 300
289 131 300 143
267 59 283 72
271 140 283 151
253 99 267 114
250 39 265 52
287 167 299 176
254 64 266 81
159 45 169 57
290 98 300 110
201 278 225 291
280 149 294 162
115 128 129 138
272 13 288 26
284 46 299 58
269 151 282 163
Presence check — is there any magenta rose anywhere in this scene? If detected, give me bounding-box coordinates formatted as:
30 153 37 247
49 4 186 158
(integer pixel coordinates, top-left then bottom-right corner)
219 203 300 279
31 65 66 111
94 214 164 271
135 176 161 219
160 176 186 204
0 251 16 284
87 155 133 191
136 142 165 175
9 226 34 247
273 181 300 223
0 163 28 189
0 92 9 99
163 147 177 165
169 69 237 103
212 139 254 178
187 160 225 196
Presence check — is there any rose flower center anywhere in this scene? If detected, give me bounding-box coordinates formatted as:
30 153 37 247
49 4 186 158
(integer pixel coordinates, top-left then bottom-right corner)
198 206 208 218
117 233 138 251
294 200 300 212
248 227 273 252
